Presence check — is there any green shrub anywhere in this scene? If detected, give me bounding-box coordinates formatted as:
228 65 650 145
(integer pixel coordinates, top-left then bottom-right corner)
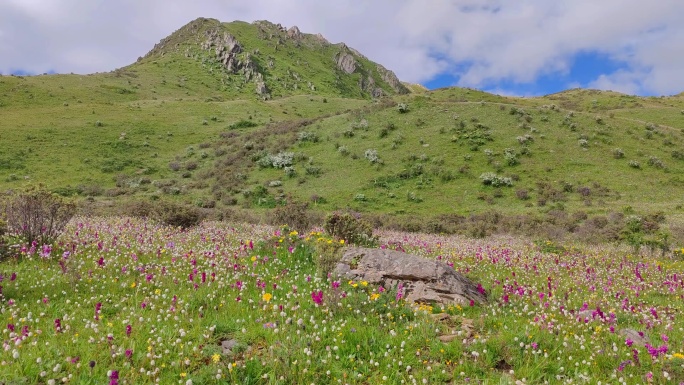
504 148 519 166
648 156 666 169
620 214 670 255
228 120 258 130
364 149 381 164
324 212 378 247
297 131 319 143
534 240 567 254
2 186 76 246
312 239 345 278
0 217 9 261
270 201 314 233
128 200 204 229
674 247 684 259
479 172 513 187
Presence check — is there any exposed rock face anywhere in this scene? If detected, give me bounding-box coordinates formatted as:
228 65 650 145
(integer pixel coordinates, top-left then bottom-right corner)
201 29 267 95
376 64 410 94
335 51 357 74
255 80 269 95
287 26 302 40
359 75 384 98
314 33 329 45
202 29 244 73
334 247 487 306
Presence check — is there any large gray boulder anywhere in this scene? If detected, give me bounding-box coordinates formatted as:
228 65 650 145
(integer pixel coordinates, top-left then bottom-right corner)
333 247 487 305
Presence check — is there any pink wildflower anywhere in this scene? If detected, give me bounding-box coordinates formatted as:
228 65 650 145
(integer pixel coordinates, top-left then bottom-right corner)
311 290 324 305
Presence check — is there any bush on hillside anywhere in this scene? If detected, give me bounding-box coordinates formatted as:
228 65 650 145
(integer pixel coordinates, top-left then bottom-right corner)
0 218 10 261
324 212 378 247
2 186 76 246
270 200 315 233
127 200 204 229
312 238 345 278
479 172 513 187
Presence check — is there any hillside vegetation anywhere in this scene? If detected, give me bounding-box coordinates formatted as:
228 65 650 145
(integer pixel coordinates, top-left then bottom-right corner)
1 18 684 243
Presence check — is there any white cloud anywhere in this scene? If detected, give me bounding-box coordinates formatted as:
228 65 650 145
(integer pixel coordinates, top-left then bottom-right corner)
1 0 683 95
587 70 643 95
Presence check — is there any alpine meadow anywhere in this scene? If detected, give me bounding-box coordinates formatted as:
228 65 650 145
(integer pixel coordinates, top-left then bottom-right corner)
1 17 684 385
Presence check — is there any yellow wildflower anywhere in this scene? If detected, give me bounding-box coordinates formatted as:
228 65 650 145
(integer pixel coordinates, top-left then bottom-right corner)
262 293 273 302
370 293 380 301
361 281 368 287
180 372 187 378
130 282 136 288
212 353 221 363
250 256 257 262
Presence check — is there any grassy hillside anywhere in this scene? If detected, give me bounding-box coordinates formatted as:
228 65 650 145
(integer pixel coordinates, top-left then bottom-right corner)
243 88 684 217
1 18 684 241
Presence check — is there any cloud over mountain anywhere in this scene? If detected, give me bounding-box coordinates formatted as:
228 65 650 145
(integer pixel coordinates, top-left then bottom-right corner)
1 0 683 95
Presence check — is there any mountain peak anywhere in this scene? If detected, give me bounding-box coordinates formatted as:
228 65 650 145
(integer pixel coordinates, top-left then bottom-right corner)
135 17 409 99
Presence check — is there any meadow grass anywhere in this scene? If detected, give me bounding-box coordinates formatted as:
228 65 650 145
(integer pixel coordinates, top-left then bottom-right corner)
1 217 683 384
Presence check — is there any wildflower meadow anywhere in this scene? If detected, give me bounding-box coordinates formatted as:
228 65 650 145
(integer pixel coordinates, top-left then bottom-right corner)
1 217 683 384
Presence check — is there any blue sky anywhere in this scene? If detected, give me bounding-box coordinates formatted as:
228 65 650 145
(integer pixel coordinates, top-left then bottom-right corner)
421 51 629 96
1 0 683 97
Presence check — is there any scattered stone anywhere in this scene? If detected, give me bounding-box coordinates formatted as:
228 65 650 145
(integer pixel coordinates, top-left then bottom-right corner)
220 338 239 354
460 318 475 337
618 328 650 347
255 80 269 95
430 313 450 322
438 334 458 343
333 247 487 306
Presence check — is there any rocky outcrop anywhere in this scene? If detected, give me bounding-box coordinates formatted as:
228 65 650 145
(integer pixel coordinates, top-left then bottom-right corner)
287 26 302 40
255 80 269 95
201 29 268 96
202 29 244 73
334 247 487 306
314 33 329 45
359 75 384 98
376 64 410 94
335 51 357 74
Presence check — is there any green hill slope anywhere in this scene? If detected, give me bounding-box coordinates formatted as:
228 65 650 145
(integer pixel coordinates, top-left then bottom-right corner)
1 18 684 234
